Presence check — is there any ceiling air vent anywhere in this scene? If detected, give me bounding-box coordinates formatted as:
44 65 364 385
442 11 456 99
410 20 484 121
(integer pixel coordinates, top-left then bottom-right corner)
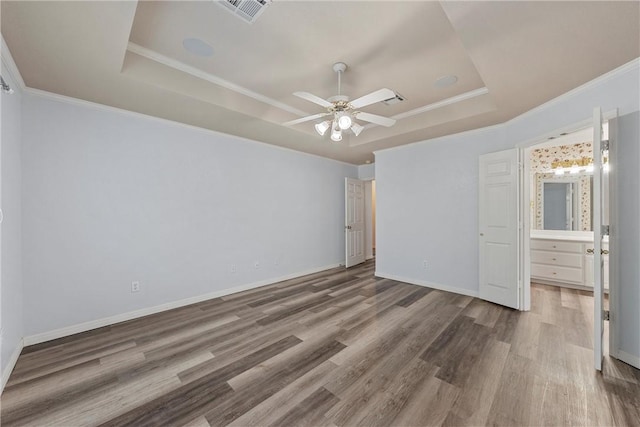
381 92 405 106
215 0 272 24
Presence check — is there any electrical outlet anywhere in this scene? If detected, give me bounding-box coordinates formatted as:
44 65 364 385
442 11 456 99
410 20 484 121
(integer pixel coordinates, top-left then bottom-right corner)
254 261 260 269
423 260 428 269
229 264 237 274
131 281 140 293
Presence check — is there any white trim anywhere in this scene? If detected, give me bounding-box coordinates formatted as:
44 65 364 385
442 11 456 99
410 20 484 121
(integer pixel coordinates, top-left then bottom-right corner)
608 113 620 366
515 109 618 149
374 271 479 298
1 338 24 394
23 264 340 347
373 122 505 156
24 87 357 167
129 42 490 128
374 59 639 157
616 350 640 370
511 58 639 124
127 42 309 118
363 87 490 132
1 35 26 91
392 87 489 121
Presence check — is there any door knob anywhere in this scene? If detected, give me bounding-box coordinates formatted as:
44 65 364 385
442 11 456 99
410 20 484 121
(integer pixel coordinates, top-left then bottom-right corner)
345 225 352 230
586 248 594 254
601 249 609 255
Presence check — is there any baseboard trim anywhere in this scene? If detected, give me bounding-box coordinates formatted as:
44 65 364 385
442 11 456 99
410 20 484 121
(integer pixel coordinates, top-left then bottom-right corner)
23 263 340 347
374 271 479 298
616 350 640 369
1 338 24 394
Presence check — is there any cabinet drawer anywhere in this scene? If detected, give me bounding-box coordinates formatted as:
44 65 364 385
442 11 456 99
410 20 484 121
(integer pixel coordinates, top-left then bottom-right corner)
531 263 583 283
530 239 582 253
530 250 583 268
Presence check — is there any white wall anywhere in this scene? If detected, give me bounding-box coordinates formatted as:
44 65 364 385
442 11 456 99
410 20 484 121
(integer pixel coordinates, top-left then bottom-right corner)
375 60 640 294
1 59 24 385
21 93 357 337
614 111 640 367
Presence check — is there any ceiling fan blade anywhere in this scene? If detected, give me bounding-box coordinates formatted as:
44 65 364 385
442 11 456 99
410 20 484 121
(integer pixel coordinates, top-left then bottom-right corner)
355 112 396 127
283 112 330 126
293 92 333 108
349 88 396 109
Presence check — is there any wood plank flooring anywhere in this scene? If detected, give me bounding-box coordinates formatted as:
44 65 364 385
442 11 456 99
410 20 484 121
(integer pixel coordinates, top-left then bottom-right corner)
2 260 639 426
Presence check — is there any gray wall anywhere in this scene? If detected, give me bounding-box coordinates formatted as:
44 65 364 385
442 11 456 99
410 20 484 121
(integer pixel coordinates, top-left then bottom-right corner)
1 59 23 382
358 163 375 180
21 93 357 337
615 111 640 365
376 124 510 295
375 61 640 365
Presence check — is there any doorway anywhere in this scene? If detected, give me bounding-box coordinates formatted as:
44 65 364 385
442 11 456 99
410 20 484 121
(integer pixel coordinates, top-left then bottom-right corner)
524 126 609 287
345 178 376 268
522 120 613 368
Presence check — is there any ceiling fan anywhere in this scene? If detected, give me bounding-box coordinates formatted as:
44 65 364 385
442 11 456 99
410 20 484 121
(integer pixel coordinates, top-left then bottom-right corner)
283 62 397 141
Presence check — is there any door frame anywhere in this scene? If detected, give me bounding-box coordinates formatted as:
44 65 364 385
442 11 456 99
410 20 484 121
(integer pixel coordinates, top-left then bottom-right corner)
363 179 376 261
517 109 619 359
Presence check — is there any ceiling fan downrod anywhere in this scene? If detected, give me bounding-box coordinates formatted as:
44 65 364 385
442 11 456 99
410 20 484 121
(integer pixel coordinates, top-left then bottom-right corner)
333 62 347 97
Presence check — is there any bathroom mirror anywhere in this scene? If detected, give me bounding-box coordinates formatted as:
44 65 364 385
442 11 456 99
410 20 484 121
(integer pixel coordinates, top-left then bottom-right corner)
534 173 592 231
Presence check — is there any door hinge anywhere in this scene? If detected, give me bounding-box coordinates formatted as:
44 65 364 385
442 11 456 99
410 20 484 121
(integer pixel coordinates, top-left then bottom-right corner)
602 225 610 236
604 310 610 321
602 139 610 152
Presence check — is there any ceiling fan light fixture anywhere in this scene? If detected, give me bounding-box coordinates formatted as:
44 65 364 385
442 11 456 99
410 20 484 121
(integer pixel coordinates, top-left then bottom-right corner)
315 120 331 136
337 112 352 130
285 62 396 142
350 123 364 136
331 121 342 142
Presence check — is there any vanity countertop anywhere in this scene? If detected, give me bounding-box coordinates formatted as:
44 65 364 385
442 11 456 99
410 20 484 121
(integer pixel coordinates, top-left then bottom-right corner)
530 230 608 243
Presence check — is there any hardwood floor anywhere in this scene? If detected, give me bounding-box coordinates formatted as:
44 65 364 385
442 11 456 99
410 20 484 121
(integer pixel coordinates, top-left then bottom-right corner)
2 260 639 426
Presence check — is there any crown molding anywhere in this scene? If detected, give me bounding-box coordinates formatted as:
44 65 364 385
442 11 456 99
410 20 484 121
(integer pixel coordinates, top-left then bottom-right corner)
374 57 640 157
127 42 309 117
373 122 505 156
392 87 489 121
24 87 357 166
510 57 639 125
1 35 26 91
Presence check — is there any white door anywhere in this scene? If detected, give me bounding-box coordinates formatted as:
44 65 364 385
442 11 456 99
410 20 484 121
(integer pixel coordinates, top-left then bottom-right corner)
479 149 520 309
592 107 609 371
345 178 365 268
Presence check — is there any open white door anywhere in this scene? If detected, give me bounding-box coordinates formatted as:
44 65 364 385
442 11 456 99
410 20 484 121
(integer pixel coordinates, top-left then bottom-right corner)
345 178 365 268
479 149 520 309
592 107 610 371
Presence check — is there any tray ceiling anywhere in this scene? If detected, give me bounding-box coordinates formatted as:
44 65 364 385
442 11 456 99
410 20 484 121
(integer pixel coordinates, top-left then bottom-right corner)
2 1 639 164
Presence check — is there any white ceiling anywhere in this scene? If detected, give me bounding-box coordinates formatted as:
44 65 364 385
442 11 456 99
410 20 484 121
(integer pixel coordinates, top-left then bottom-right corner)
2 1 639 164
